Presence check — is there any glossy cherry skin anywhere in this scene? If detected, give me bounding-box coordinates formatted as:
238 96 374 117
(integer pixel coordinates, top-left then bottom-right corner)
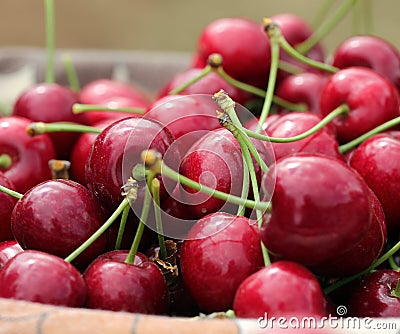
347 270 400 317
83 250 168 314
12 83 87 159
349 132 400 233
180 212 264 312
233 261 328 318
0 250 86 307
179 127 273 219
157 68 252 106
85 117 176 212
270 14 325 82
0 172 18 241
332 35 400 90
194 17 271 88
0 116 56 193
261 154 372 267
11 179 107 268
264 112 343 162
275 72 329 115
310 187 386 277
79 79 151 125
319 67 400 143
0 240 23 270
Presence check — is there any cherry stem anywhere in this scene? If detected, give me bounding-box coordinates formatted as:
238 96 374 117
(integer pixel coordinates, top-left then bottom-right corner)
391 279 400 298
142 149 271 212
339 116 400 154
125 176 153 265
324 239 400 295
151 178 167 260
27 122 102 136
115 204 130 250
312 0 338 29
0 154 12 169
296 0 357 55
168 65 212 95
44 0 55 83
62 54 80 92
278 60 304 76
48 159 70 179
244 103 350 143
0 184 23 199
389 255 400 271
64 198 129 263
72 103 145 115
257 19 281 133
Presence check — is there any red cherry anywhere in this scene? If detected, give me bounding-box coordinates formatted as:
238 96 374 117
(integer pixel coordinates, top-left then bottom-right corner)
0 116 56 193
261 154 372 267
83 250 168 314
180 212 263 312
233 261 328 318
332 35 400 90
0 240 23 270
0 250 86 307
195 17 271 88
79 79 150 125
11 179 107 268
0 172 18 241
12 83 87 159
319 67 400 143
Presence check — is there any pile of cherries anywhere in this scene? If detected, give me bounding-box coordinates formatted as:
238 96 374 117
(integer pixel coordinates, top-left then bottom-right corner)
2 0 400 322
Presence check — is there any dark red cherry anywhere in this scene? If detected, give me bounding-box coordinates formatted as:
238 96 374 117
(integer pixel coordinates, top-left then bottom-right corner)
180 212 263 312
12 83 87 159
261 154 372 267
233 261 328 318
0 250 86 307
319 67 400 143
0 172 18 241
0 116 56 193
0 240 23 270
332 35 400 90
11 179 107 268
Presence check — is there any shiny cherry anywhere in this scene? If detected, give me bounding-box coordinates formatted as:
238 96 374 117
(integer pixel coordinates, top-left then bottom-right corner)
0 240 23 270
0 172 18 241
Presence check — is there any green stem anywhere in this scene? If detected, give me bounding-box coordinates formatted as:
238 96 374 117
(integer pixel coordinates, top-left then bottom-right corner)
324 239 400 295
389 256 400 271
27 122 102 136
62 54 80 92
151 178 167 260
125 178 153 265
296 0 357 55
64 198 129 263
278 60 304 75
312 0 338 29
168 65 212 95
273 96 307 112
244 104 350 143
391 279 400 298
236 159 249 217
72 103 145 115
257 22 280 133
44 0 55 83
0 154 12 169
0 184 23 199
115 204 130 250
339 116 400 154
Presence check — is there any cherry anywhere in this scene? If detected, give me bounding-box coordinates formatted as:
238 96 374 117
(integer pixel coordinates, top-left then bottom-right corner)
78 79 150 125
0 240 23 270
180 212 263 312
85 117 176 212
0 116 56 193
275 72 329 115
319 67 400 143
332 35 400 90
233 261 328 318
0 250 86 307
11 179 107 268
270 14 325 82
194 17 271 88
261 154 372 267
157 68 252 106
12 83 87 159
263 112 343 161
0 172 18 241
349 132 400 233
83 250 168 314
347 270 400 317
